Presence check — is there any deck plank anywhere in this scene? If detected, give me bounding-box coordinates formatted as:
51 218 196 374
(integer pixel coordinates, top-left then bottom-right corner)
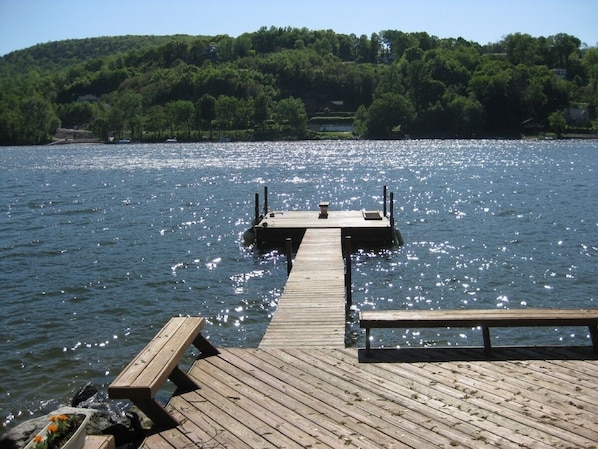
358 349 593 447
288 348 504 448
252 348 480 448
188 354 360 448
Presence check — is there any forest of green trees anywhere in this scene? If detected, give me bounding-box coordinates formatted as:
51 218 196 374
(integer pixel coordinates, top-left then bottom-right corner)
1 27 597 145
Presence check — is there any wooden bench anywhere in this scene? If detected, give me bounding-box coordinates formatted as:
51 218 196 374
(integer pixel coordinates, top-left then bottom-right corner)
360 309 598 355
109 316 219 428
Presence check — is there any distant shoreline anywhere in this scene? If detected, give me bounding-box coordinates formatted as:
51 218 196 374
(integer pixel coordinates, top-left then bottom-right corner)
41 132 598 146
48 138 103 145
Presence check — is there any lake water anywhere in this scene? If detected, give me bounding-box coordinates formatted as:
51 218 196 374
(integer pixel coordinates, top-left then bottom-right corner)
1 139 596 429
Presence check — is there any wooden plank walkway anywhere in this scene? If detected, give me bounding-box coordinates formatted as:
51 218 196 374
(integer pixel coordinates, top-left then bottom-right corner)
140 346 598 448
259 228 346 348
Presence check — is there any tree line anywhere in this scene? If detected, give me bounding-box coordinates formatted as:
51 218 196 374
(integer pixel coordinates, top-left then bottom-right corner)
0 27 597 145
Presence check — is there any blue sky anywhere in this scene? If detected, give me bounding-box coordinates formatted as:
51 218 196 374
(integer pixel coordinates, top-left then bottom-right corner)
1 0 597 56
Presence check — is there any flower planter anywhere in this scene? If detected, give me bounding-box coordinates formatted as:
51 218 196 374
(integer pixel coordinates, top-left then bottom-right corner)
25 413 90 449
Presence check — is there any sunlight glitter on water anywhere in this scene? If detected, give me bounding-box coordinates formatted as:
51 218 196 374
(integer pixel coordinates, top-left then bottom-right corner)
0 139 596 428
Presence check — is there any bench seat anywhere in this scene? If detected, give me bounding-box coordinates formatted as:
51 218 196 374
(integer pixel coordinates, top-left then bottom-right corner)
109 316 218 428
360 308 598 354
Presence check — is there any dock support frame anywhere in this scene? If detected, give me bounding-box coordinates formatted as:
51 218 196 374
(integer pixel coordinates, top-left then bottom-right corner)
286 238 293 275
263 186 268 215
344 236 352 314
383 186 387 217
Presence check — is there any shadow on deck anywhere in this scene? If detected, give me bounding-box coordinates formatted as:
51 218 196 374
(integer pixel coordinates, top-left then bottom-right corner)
358 345 598 363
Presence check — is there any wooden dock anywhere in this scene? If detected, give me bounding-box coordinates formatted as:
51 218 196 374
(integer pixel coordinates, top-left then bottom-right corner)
259 228 346 348
128 220 598 448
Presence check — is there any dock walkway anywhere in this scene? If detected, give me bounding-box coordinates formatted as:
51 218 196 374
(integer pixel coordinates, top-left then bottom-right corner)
260 228 346 348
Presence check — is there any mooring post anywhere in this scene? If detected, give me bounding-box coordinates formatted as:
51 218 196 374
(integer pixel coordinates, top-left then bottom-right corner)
390 192 395 227
383 185 387 217
254 192 259 224
318 201 329 219
264 186 268 215
344 235 352 313
285 238 293 275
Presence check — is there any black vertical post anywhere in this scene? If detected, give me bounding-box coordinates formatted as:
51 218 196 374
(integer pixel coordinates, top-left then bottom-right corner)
254 193 259 224
344 235 352 314
383 185 387 217
285 238 293 275
264 186 268 215
390 192 395 227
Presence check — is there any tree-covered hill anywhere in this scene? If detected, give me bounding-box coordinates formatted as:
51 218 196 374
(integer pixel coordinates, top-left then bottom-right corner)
1 27 596 145
1 35 199 72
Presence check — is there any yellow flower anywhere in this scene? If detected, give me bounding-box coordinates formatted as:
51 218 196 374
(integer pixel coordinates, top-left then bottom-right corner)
50 415 58 422
58 414 69 421
33 435 43 443
47 424 58 433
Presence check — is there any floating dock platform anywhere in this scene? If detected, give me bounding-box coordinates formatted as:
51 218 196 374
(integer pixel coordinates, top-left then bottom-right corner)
251 186 402 247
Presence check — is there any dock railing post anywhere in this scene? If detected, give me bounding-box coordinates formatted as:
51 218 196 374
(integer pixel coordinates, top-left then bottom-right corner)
344 235 352 314
285 238 293 275
264 186 268 215
383 185 387 217
254 192 259 224
390 192 395 227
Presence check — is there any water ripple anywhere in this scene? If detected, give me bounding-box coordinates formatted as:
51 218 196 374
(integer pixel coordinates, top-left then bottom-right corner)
1 139 596 428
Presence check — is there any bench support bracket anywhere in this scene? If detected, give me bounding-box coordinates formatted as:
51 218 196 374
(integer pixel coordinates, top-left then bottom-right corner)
193 333 220 357
169 365 199 393
482 326 491 353
130 398 178 429
589 325 598 352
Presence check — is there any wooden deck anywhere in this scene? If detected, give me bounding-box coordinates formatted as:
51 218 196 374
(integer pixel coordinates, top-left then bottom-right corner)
259 228 346 348
132 226 598 448
140 346 598 448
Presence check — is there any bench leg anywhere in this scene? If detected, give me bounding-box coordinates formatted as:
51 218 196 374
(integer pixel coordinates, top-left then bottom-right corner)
193 334 220 357
482 326 492 354
169 365 199 393
130 398 178 429
589 325 598 353
365 328 371 356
